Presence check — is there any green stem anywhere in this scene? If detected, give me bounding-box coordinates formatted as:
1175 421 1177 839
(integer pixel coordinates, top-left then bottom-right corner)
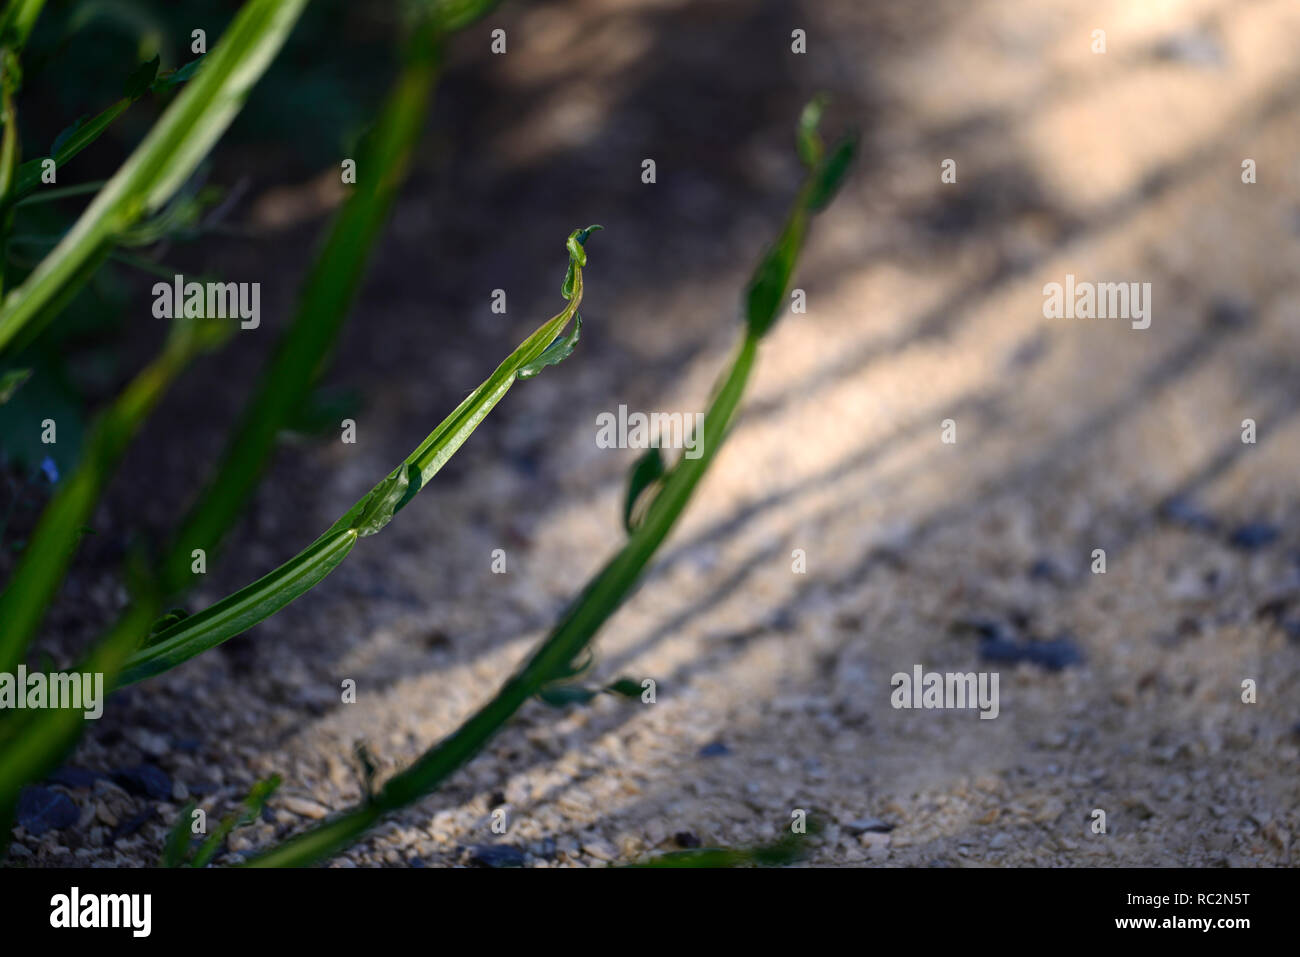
243 104 856 868
117 238 593 686
246 332 757 869
158 17 446 597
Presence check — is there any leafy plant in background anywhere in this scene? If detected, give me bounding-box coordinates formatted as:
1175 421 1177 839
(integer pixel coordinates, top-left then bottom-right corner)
242 101 856 868
0 0 310 355
5 52 205 213
0 0 310 845
3 0 503 670
0 11 286 505
0 0 512 846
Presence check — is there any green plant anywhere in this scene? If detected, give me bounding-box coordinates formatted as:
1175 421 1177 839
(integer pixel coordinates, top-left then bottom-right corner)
154 2 498 598
160 776 280 868
0 0 502 695
86 0 501 687
0 0 310 355
0 0 516 851
242 101 856 868
0 226 595 838
5 54 204 213
0 0 48 294
0 0 309 674
117 228 595 685
0 0 856 873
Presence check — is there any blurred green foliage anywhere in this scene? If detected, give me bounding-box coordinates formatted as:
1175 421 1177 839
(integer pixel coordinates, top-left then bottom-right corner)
0 1 399 480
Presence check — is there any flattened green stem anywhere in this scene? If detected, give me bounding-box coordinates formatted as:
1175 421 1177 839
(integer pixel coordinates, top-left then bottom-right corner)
0 0 309 355
246 331 757 870
115 528 358 686
187 775 280 868
382 334 754 799
244 105 854 869
157 20 447 596
118 232 596 686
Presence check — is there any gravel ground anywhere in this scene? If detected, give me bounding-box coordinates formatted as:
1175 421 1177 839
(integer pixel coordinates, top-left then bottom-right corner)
6 0 1300 867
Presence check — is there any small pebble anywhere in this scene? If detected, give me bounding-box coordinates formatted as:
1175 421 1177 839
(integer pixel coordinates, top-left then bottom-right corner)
467 844 525 868
1027 558 1066 585
1228 522 1280 551
281 796 329 820
128 729 170 758
859 832 891 859
979 633 1084 670
46 767 102 790
110 807 155 843
843 817 895 834
1207 297 1253 328
1160 496 1218 532
950 616 1011 641
17 786 79 836
112 765 172 800
1152 30 1225 67
583 838 619 862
